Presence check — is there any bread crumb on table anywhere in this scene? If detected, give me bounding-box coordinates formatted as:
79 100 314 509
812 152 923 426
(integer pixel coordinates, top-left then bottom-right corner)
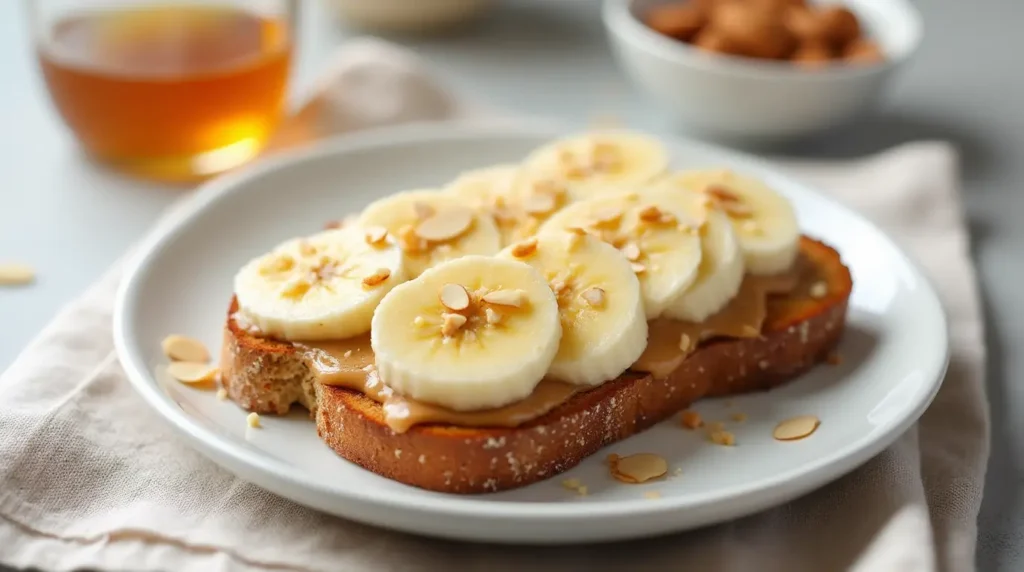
247 412 261 428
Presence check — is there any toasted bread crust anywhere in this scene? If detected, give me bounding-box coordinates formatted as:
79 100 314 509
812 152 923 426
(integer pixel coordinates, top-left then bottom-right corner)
221 237 851 493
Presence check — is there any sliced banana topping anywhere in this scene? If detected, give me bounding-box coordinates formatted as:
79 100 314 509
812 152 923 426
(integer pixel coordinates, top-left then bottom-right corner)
234 226 406 341
644 186 746 322
445 165 575 247
658 170 799 275
358 189 501 278
520 131 669 196
371 256 561 411
499 232 647 386
539 192 703 319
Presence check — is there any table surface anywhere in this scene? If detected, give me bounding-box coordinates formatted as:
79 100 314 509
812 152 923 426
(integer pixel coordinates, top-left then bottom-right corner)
1 0 1020 569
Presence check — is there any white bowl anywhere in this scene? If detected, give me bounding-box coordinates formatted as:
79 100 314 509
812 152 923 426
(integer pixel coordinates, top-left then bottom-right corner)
603 0 923 142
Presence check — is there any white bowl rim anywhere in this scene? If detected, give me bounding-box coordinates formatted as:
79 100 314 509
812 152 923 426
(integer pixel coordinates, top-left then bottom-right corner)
602 0 924 80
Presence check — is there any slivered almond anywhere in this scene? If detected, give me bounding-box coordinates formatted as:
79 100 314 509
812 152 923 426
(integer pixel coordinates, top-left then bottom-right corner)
592 207 623 227
397 225 426 253
510 238 538 258
580 287 606 308
440 313 468 337
706 185 742 203
482 289 526 308
161 335 210 363
610 453 668 484
631 263 647 275
439 283 471 311
167 362 218 384
620 242 641 261
523 192 557 215
773 415 820 441
247 412 261 428
413 201 435 220
485 307 502 325
415 207 474 242
362 268 391 288
364 226 389 246
549 279 568 295
638 205 663 222
679 333 693 352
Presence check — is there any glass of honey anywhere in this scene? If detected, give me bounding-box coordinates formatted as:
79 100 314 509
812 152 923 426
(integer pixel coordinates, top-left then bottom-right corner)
30 0 296 182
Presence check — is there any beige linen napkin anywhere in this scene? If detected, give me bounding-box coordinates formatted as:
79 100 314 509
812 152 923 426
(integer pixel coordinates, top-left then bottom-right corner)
0 39 987 572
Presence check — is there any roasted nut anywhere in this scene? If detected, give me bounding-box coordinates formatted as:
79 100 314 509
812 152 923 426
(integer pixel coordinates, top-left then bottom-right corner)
441 313 468 337
645 3 706 41
482 289 526 307
681 410 703 429
610 453 668 484
415 207 474 242
818 5 860 46
364 226 389 246
580 287 606 308
362 268 391 288
773 415 820 440
439 283 471 311
843 39 885 64
167 362 219 384
510 238 539 258
791 40 833 67
161 335 210 363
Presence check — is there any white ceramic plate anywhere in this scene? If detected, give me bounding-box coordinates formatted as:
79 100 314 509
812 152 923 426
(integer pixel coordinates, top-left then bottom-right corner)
114 124 948 544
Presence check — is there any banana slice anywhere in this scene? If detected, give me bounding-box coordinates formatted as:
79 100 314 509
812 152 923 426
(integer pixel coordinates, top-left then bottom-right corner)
520 130 669 196
539 191 703 319
371 256 561 411
234 226 406 341
659 170 799 275
445 165 577 247
357 189 501 278
444 164 519 208
644 186 745 322
498 232 647 386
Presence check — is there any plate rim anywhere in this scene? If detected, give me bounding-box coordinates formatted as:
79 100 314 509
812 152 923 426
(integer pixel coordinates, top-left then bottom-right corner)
113 122 950 524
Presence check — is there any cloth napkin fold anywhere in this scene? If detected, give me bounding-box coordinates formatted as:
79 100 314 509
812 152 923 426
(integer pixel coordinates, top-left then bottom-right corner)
0 38 987 572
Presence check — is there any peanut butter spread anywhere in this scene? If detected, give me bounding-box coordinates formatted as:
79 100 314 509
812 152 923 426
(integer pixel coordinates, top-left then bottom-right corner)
301 262 802 433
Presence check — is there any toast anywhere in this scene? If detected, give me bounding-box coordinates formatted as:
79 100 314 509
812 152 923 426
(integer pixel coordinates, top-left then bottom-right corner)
221 236 851 493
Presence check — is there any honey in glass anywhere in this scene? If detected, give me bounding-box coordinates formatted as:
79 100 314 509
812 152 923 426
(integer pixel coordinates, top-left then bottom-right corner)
35 4 294 181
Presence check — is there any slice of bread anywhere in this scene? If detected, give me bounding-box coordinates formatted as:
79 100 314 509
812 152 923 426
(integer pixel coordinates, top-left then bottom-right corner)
221 236 851 493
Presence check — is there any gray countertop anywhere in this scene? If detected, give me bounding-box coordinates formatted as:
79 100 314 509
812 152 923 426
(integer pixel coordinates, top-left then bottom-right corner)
0 0 1019 569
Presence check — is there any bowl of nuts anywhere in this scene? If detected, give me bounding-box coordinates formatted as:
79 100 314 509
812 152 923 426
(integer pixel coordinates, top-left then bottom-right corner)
603 0 922 142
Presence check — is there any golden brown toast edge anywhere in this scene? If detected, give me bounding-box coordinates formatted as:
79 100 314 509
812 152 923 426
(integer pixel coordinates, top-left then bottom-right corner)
221 236 852 493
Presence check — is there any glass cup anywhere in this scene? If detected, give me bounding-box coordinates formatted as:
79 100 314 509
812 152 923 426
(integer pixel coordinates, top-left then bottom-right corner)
29 0 297 182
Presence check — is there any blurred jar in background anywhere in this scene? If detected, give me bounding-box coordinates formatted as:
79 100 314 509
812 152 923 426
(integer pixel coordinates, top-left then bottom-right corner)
29 0 297 182
326 0 489 34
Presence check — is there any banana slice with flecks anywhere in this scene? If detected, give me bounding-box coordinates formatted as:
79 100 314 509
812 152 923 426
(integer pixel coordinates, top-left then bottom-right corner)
445 165 576 246
520 130 669 196
498 232 647 386
538 191 703 319
644 186 745 322
371 256 561 411
234 226 406 341
657 170 799 275
445 164 520 208
357 189 501 278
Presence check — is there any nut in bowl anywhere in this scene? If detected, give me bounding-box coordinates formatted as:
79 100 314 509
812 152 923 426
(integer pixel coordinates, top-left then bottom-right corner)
603 0 922 142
